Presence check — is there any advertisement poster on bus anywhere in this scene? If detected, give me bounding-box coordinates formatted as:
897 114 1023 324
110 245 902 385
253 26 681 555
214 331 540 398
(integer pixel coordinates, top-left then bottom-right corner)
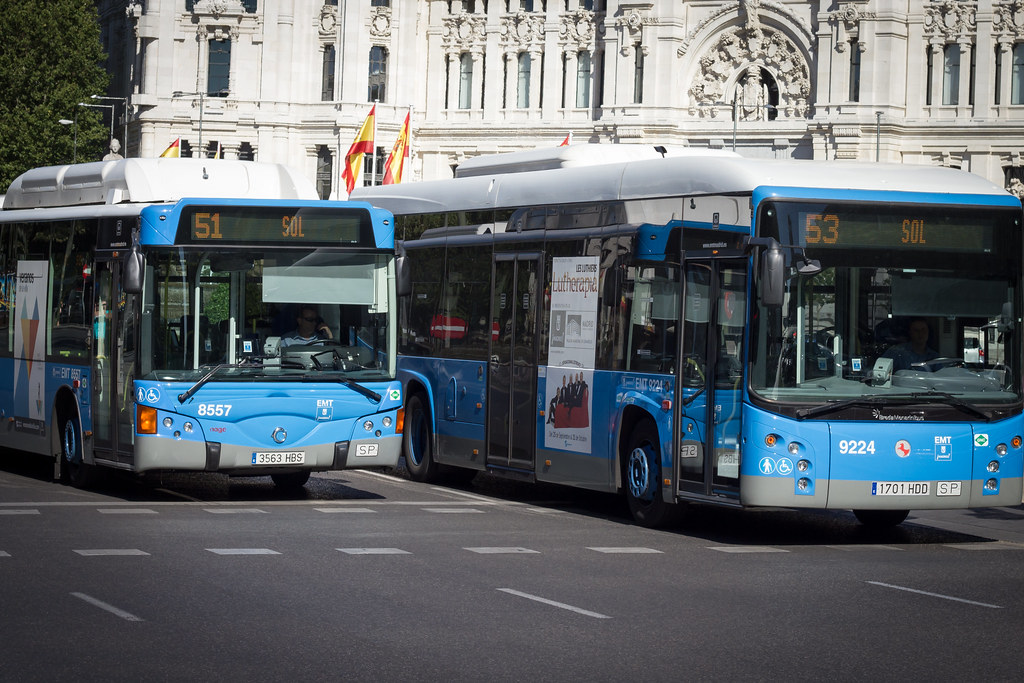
545 256 598 453
13 260 48 429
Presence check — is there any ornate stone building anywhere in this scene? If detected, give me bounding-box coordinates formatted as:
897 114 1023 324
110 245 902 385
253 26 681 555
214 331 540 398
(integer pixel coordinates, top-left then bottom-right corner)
95 1 1024 197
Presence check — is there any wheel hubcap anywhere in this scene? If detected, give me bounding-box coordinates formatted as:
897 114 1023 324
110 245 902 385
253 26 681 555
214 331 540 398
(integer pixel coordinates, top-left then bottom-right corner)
628 446 653 500
63 421 77 464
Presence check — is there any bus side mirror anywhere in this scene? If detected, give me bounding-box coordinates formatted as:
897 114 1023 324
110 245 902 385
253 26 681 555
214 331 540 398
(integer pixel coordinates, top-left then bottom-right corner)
123 245 145 295
396 254 411 298
760 245 785 307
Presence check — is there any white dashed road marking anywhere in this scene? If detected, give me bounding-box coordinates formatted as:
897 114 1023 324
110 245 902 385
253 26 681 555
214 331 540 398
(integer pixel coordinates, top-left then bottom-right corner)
206 548 280 555
708 546 789 554
465 547 539 554
71 592 144 621
337 548 411 555
316 507 377 513
73 549 150 556
498 588 610 619
588 547 663 554
866 581 1002 609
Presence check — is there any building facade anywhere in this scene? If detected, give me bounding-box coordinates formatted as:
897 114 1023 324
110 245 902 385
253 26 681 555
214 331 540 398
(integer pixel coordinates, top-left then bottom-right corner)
96 0 1024 197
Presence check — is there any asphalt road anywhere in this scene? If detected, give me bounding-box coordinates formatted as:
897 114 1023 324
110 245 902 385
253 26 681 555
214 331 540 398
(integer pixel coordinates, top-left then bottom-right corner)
2 450 1023 682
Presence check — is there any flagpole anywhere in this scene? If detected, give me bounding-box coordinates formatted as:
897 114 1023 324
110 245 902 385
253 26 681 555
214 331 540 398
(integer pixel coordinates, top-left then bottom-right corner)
407 104 414 182
370 99 378 186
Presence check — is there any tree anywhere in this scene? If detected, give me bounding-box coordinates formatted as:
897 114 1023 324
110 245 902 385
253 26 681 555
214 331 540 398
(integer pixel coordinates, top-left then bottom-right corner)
0 0 109 191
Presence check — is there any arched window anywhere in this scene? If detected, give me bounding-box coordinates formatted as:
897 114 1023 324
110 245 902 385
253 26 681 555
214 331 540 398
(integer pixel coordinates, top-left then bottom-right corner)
369 46 388 102
1012 44 1024 105
576 51 591 108
517 52 531 108
459 53 474 109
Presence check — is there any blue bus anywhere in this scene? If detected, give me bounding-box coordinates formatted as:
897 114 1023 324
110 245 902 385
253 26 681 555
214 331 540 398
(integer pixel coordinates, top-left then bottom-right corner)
353 145 1024 527
1 158 402 487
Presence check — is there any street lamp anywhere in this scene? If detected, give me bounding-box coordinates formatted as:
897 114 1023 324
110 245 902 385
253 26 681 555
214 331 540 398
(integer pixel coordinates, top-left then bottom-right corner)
90 94 130 156
173 89 229 157
77 101 115 149
58 117 77 163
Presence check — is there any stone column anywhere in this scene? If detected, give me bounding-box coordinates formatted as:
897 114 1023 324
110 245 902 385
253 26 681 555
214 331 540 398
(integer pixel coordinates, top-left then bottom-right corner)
564 49 579 109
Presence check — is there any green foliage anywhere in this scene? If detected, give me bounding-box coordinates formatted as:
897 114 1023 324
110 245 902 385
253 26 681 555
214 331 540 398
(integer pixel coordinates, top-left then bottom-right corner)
0 0 109 191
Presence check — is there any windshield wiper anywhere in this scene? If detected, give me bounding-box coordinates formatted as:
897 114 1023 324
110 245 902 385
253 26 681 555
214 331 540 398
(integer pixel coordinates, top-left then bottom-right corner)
176 357 304 403
796 396 888 420
318 374 382 403
907 391 992 422
796 392 991 421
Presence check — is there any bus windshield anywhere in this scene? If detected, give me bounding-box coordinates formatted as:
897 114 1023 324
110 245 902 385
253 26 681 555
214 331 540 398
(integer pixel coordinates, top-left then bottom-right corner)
142 248 395 382
750 200 1023 418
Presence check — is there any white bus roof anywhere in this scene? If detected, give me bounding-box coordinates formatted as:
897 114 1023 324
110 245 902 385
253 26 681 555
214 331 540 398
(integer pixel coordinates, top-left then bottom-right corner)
2 158 317 212
353 145 1015 214
453 144 738 177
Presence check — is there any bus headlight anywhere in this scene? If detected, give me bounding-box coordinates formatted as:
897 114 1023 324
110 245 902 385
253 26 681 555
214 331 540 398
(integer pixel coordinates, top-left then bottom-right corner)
163 417 173 429
987 460 1000 473
363 420 374 431
382 416 392 428
183 422 194 433
788 442 800 455
797 459 810 472
996 443 1008 456
797 478 810 491
986 478 999 491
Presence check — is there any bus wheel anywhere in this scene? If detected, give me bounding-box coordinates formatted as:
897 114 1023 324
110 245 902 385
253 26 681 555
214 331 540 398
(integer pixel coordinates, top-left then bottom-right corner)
853 509 909 527
625 421 682 528
403 393 438 483
61 414 97 489
271 471 311 489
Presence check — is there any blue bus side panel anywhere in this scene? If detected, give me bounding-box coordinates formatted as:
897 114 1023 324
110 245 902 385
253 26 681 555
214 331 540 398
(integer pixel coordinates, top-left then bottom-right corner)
399 356 487 470
0 357 91 458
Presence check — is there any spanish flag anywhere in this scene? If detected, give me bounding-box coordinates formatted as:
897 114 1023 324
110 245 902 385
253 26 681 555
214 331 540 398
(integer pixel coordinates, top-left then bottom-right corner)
382 111 410 185
159 137 181 158
341 105 376 194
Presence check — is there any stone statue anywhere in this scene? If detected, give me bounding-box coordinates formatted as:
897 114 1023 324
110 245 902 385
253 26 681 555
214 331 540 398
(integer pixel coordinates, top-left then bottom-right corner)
102 138 124 161
740 0 761 32
739 65 768 121
1008 177 1024 199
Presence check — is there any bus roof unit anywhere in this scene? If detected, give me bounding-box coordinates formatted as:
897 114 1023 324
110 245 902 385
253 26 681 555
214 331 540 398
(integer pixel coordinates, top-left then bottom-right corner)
3 158 317 210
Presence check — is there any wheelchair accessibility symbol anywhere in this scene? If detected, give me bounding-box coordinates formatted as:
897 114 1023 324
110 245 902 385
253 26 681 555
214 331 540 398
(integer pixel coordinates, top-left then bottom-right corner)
136 387 161 404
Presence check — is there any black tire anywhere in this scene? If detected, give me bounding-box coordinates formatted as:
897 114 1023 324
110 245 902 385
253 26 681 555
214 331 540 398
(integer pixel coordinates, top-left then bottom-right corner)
61 414 97 489
853 509 909 528
271 471 311 489
403 393 439 483
624 420 683 528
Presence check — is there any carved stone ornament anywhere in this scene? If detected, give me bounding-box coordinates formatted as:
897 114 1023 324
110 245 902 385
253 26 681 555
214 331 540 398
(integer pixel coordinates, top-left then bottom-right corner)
993 0 1024 39
679 1 812 57
559 10 597 49
319 5 337 36
443 14 487 50
688 27 811 119
190 0 238 20
500 12 545 49
923 0 978 40
370 7 391 39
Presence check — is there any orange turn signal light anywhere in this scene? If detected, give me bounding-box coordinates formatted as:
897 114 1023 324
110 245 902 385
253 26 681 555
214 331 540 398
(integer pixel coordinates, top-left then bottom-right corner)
137 405 157 434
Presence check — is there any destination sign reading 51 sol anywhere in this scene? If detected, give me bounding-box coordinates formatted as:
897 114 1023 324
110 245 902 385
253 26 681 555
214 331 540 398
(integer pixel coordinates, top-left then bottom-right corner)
182 206 369 245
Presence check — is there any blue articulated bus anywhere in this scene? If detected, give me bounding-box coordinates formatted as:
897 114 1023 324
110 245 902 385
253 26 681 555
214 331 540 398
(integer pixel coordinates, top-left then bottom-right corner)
353 145 1024 527
1 159 402 488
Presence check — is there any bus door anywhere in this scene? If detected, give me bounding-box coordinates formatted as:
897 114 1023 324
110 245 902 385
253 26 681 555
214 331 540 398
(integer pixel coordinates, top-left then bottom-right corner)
487 253 540 472
677 258 746 499
92 259 137 464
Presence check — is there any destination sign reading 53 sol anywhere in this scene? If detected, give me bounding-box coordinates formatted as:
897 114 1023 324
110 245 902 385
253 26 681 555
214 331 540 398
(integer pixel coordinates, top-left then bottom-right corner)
182 206 369 245
796 207 993 252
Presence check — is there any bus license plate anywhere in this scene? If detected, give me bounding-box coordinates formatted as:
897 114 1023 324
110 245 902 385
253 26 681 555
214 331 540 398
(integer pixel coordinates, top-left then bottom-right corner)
871 481 929 496
251 451 306 466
